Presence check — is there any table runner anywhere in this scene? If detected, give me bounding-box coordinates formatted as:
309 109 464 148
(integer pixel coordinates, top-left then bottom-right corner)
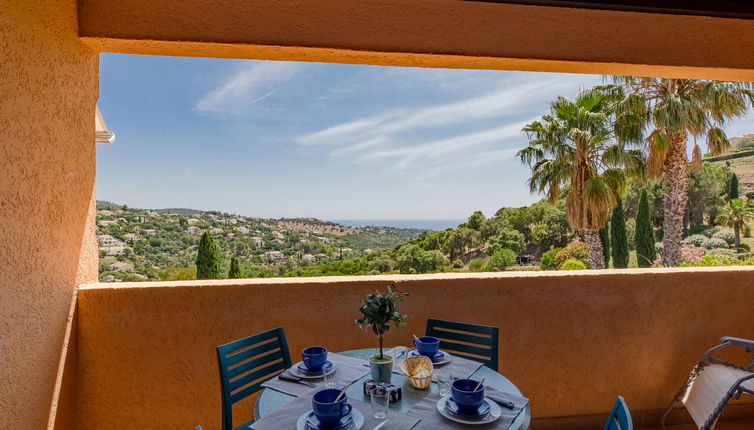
406 388 528 430
249 393 421 429
385 346 484 380
261 352 370 397
350 399 421 430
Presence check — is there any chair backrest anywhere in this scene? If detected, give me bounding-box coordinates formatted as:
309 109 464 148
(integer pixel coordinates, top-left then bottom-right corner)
425 318 500 371
216 327 292 430
604 396 633 430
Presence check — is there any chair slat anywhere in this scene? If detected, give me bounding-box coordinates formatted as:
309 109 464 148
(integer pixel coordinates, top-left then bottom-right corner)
227 349 284 379
217 329 278 355
430 319 497 335
430 328 493 346
425 318 499 371
223 338 279 367
439 340 493 358
229 360 286 391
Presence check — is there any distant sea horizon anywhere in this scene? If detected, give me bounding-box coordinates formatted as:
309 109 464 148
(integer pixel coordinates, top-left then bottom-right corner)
330 219 465 231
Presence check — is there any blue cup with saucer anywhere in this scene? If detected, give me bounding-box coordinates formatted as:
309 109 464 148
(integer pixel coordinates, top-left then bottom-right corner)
451 378 485 415
311 388 353 428
302 346 328 372
413 336 440 358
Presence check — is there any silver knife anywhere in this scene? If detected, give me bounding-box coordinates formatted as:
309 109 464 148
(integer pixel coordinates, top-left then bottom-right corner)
373 419 390 430
278 373 317 388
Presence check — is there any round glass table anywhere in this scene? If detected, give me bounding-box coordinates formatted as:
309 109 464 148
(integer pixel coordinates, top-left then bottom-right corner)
255 348 531 429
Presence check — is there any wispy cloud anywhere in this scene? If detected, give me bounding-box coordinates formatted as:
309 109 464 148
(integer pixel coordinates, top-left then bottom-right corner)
196 62 301 113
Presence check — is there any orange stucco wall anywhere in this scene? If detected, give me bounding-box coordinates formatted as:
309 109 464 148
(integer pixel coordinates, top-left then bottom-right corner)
0 1 98 428
77 268 754 429
79 0 754 81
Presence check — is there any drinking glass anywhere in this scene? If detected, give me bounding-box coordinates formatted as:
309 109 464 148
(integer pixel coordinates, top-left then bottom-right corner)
324 364 339 388
437 372 454 396
370 385 390 420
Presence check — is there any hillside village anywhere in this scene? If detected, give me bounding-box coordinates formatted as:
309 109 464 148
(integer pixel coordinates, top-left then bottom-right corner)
96 202 423 282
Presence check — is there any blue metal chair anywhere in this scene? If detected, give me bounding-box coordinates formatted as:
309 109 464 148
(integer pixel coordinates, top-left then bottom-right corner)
604 396 633 430
425 318 500 371
216 327 292 430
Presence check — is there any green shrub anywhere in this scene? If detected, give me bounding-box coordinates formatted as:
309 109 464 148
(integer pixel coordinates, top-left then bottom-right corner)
469 258 487 272
712 230 736 245
451 259 464 269
682 254 740 267
539 248 562 270
369 255 396 273
709 248 736 257
559 259 586 270
655 227 664 241
486 249 516 271
737 243 751 252
684 234 708 247
689 224 713 236
554 242 590 269
703 238 729 249
701 227 720 238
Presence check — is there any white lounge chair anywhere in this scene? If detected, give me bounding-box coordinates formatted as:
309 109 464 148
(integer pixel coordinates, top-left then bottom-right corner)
662 336 754 430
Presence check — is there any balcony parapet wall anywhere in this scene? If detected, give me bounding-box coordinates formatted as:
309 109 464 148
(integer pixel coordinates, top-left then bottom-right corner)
77 267 754 428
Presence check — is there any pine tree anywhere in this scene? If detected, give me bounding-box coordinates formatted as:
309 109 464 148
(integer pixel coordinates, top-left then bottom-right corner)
635 189 656 268
610 198 629 268
599 222 610 268
730 173 740 200
228 257 242 279
196 231 222 279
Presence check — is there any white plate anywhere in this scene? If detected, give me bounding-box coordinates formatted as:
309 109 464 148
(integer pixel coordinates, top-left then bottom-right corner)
296 408 364 430
407 349 452 366
290 361 337 379
436 394 501 425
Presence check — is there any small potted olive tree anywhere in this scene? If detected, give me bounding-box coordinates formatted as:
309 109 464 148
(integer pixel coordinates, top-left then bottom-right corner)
355 284 408 383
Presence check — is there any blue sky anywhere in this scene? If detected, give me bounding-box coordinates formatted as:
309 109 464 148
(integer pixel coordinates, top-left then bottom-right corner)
97 54 753 220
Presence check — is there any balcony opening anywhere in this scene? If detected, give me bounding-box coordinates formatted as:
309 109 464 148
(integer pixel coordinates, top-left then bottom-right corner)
95 54 754 283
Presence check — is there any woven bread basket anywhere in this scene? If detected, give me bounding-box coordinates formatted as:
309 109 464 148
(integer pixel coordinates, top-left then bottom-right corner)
399 355 433 390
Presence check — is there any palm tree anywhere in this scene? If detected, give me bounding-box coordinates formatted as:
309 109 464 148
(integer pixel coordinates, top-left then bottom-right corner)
607 78 754 266
716 199 754 248
518 89 638 269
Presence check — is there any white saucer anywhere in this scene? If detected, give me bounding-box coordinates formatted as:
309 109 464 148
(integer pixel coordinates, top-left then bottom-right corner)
290 361 337 379
436 394 502 425
295 408 364 430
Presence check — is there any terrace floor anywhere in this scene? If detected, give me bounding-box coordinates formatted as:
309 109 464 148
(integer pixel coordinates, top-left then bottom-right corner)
647 420 754 430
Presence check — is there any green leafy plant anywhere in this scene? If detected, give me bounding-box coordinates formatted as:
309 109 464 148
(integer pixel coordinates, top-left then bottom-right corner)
355 284 408 360
539 247 562 270
487 249 516 271
469 258 487 272
559 259 587 270
554 242 590 269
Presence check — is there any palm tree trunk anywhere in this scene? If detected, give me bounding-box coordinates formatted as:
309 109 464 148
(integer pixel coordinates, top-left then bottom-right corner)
582 228 605 269
734 222 741 248
661 134 689 266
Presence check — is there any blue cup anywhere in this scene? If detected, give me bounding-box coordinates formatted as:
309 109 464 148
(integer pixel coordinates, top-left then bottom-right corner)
302 346 328 372
451 379 485 414
413 336 440 358
312 388 352 428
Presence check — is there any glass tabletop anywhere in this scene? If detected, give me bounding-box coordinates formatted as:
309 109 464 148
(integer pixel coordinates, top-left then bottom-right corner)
254 348 531 429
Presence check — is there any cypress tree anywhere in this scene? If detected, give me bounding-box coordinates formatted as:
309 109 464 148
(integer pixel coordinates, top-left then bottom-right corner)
228 257 242 279
730 173 739 200
635 189 656 268
599 222 610 268
196 231 222 279
610 198 629 268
